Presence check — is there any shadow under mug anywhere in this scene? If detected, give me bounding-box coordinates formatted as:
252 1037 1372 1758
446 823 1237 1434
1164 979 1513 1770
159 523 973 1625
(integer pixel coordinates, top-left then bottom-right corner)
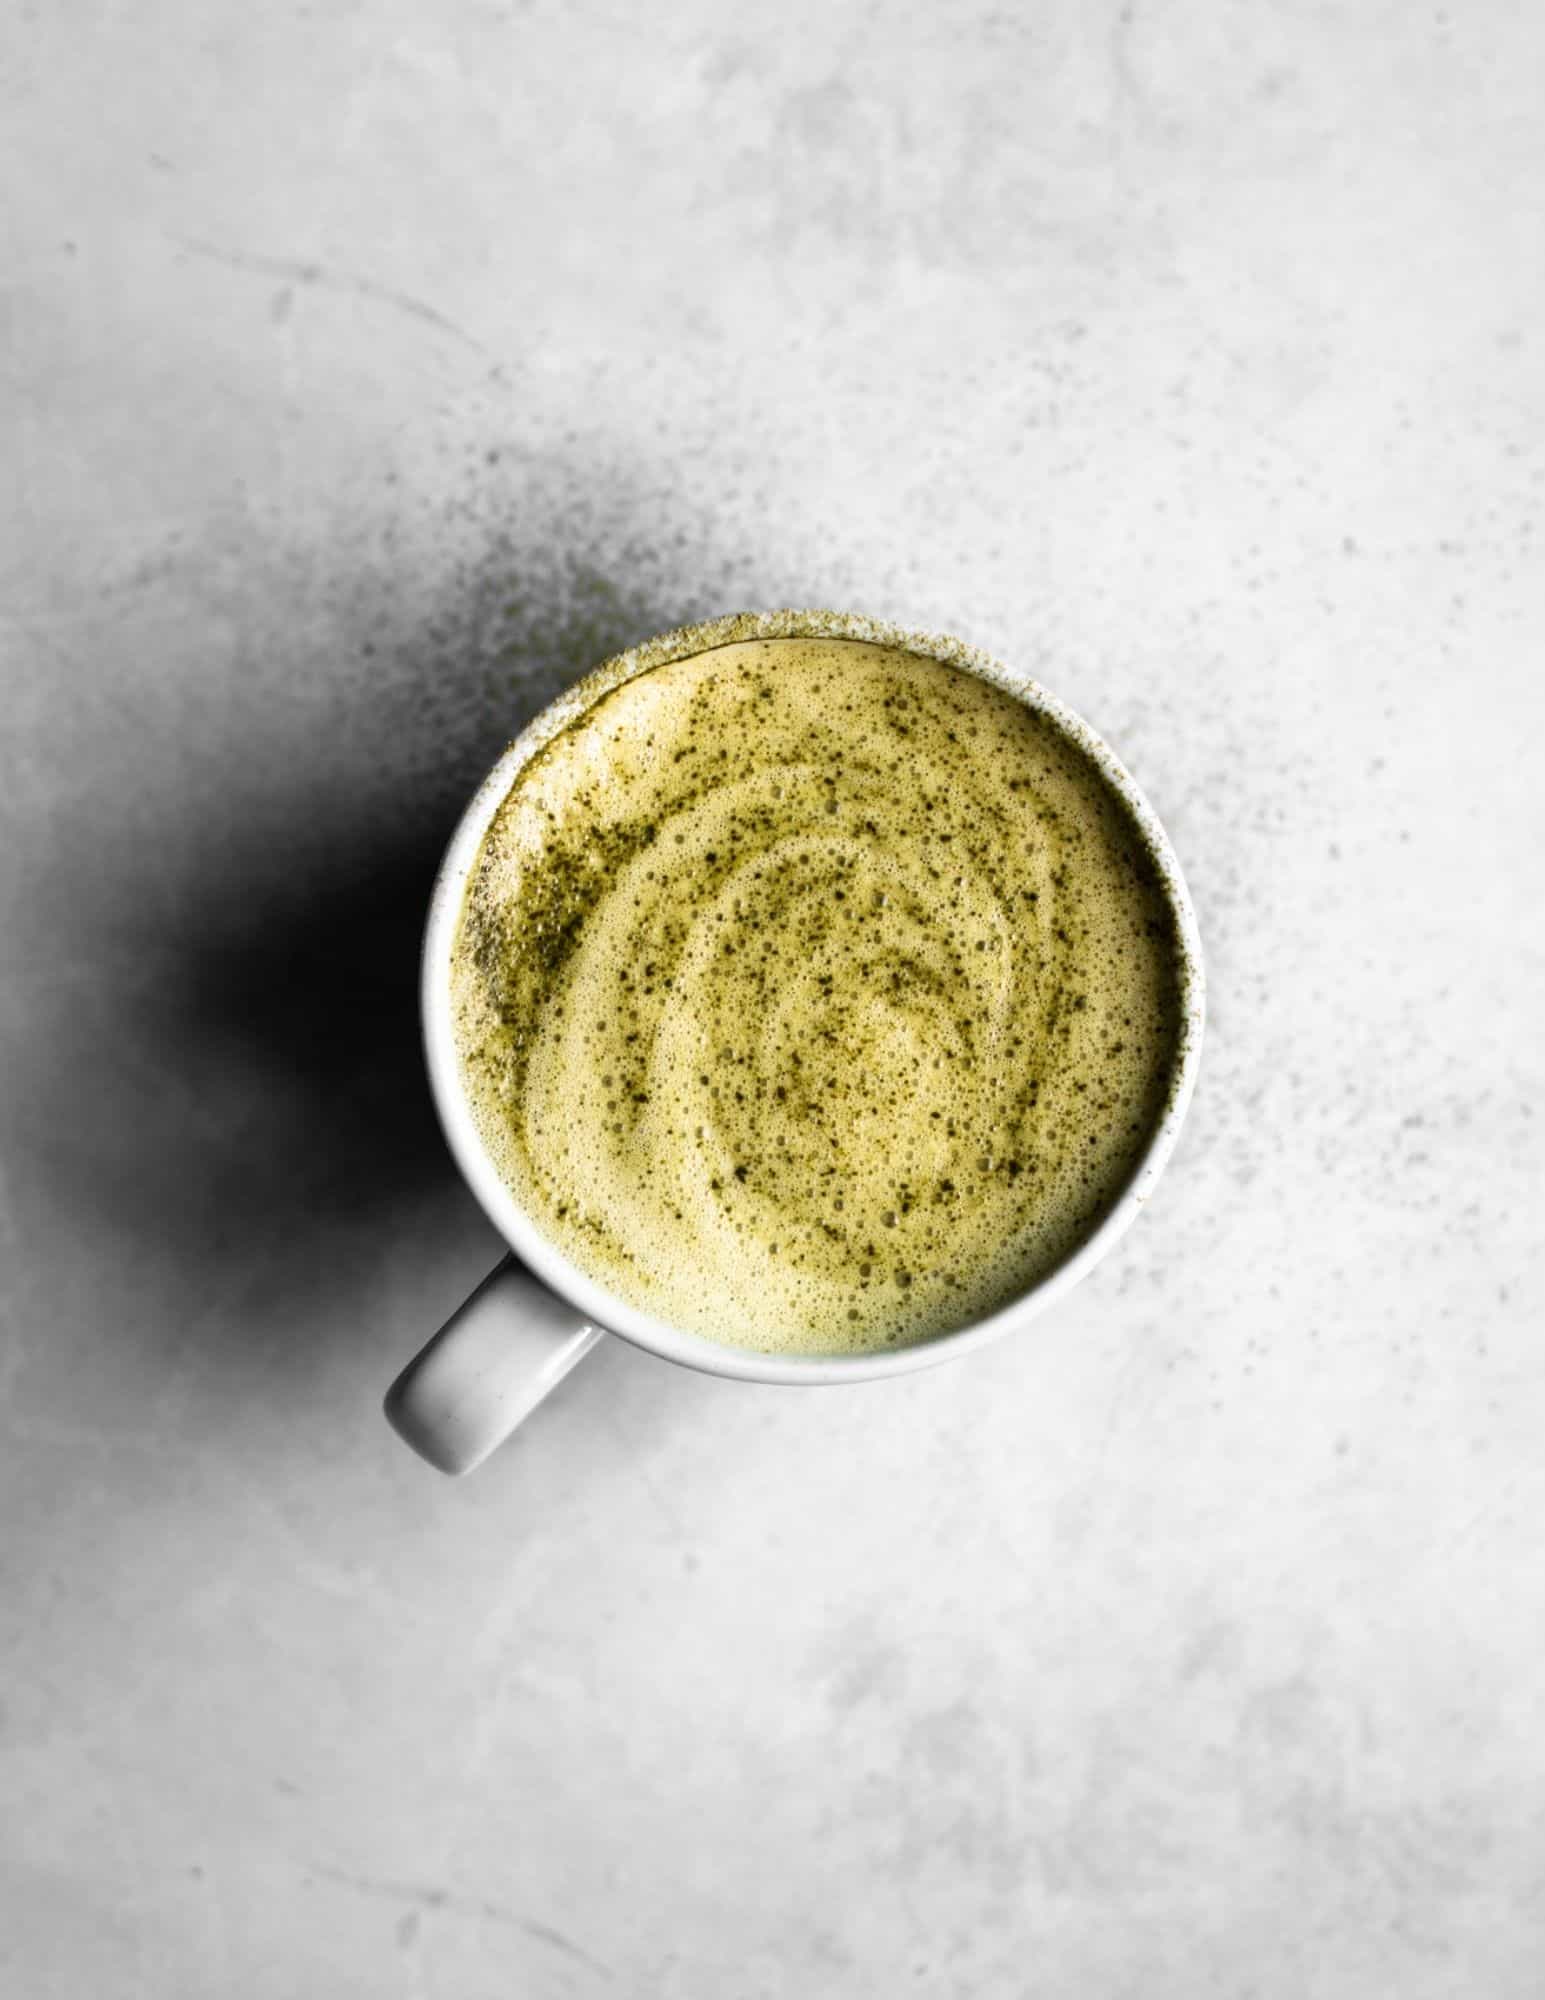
385 610 1205 1474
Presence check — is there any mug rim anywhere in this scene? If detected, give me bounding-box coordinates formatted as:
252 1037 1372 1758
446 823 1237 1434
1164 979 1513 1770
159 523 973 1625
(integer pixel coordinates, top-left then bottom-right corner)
421 608 1205 1386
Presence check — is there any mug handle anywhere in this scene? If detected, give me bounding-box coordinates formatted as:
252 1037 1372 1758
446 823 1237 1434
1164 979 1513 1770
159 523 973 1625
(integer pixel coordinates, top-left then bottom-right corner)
384 1255 606 1475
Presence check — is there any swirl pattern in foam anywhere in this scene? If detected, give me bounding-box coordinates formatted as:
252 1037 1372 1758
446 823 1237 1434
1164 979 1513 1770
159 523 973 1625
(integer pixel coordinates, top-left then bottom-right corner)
452 635 1182 1355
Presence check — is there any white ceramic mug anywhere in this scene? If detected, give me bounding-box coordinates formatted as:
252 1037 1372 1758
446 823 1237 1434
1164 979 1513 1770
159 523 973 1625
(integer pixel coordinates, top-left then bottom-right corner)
385 611 1205 1474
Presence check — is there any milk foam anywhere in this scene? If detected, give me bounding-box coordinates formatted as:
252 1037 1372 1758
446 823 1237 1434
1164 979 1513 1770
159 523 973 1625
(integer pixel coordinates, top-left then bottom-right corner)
453 636 1181 1354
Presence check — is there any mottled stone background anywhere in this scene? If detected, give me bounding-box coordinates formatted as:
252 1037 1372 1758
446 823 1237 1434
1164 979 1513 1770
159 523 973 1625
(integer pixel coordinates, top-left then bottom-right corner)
2 3 1542 1995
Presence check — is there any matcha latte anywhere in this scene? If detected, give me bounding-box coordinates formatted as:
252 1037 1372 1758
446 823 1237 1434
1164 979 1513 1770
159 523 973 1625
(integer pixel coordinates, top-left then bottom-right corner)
450 630 1184 1356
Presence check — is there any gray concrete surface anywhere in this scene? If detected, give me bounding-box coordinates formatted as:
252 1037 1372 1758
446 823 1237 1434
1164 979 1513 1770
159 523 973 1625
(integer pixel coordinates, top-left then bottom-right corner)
3 2 1543 1995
